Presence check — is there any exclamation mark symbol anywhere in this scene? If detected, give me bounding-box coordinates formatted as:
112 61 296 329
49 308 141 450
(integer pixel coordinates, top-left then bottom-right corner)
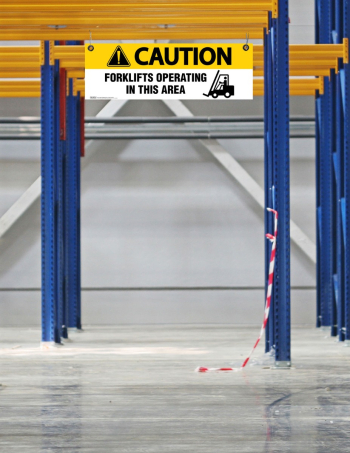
117 49 121 65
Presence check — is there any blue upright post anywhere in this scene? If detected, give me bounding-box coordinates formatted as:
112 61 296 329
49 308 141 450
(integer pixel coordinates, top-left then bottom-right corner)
271 0 291 366
315 0 322 329
343 0 350 341
264 12 275 354
75 92 82 330
54 55 64 343
264 2 291 364
318 77 333 331
62 82 69 338
334 0 345 341
61 136 68 338
315 92 322 328
65 78 80 330
321 73 336 333
334 69 345 340
64 39 83 331
315 0 337 334
41 40 59 344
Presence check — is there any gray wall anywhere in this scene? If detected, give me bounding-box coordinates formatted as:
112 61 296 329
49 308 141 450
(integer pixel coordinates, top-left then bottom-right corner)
0 0 316 326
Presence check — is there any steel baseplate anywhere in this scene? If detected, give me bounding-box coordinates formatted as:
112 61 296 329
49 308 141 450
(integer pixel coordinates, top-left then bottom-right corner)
274 361 291 369
40 341 63 350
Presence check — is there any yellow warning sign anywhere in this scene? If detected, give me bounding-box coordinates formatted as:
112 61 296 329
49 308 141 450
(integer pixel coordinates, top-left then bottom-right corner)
85 43 253 100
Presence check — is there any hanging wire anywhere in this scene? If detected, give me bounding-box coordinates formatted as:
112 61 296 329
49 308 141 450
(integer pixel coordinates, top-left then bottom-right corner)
88 30 94 51
243 33 250 51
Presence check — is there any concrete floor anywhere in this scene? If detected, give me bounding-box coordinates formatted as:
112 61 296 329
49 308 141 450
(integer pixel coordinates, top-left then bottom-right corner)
0 325 349 452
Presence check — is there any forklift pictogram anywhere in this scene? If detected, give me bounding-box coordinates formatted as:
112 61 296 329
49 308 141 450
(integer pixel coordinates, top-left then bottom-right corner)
203 70 235 99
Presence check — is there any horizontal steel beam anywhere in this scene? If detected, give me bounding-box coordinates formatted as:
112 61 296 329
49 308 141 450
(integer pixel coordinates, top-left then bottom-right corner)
0 133 315 140
0 13 269 27
3 42 346 63
0 116 315 124
0 30 264 41
0 0 277 14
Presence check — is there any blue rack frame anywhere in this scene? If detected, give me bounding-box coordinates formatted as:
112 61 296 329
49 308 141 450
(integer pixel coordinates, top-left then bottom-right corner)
41 41 57 343
37 0 350 361
343 0 350 341
41 41 82 343
334 0 345 341
40 15 293 358
315 0 350 342
264 0 291 366
315 0 337 335
65 78 80 330
54 56 65 342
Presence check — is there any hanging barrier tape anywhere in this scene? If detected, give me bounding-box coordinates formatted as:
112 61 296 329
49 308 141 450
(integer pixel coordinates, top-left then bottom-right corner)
196 208 278 373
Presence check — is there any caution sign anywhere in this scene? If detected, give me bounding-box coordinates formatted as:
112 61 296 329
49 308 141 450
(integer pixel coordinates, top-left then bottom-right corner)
85 43 253 100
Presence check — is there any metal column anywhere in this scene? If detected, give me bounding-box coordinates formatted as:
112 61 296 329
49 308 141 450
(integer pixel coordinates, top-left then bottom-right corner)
75 93 82 329
343 0 350 340
65 78 81 330
41 40 58 344
264 13 275 354
333 0 345 340
264 0 291 366
316 0 337 334
54 56 64 342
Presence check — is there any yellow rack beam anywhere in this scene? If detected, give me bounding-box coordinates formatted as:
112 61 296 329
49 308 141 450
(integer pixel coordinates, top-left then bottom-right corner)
0 40 346 85
254 40 348 62
0 46 39 55
67 69 85 78
0 0 278 18
53 41 348 61
0 92 40 97
0 11 269 26
0 28 264 41
0 6 273 15
0 1 277 11
253 69 333 76
1 41 347 77
0 81 40 90
0 0 276 5
0 71 40 78
0 68 86 78
253 78 324 96
3 42 343 62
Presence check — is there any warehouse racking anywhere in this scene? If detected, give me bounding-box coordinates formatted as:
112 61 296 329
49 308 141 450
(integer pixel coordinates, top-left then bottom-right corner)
0 0 349 365
315 0 350 343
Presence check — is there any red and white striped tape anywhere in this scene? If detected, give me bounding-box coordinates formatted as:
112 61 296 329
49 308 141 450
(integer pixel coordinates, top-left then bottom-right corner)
196 208 278 373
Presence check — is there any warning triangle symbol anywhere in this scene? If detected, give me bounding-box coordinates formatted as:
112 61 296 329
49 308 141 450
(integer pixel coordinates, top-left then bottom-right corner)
107 46 131 68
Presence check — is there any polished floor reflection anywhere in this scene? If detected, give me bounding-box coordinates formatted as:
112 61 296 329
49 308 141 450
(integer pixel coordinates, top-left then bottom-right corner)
0 325 349 452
